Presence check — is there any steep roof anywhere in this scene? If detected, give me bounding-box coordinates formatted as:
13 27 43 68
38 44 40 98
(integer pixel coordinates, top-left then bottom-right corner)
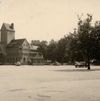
1 23 15 32
7 39 26 48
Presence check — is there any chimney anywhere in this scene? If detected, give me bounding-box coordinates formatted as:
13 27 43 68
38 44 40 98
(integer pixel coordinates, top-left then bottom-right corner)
10 23 14 29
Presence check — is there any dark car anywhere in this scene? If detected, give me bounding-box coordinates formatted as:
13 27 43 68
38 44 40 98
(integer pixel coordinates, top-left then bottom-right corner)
75 61 88 68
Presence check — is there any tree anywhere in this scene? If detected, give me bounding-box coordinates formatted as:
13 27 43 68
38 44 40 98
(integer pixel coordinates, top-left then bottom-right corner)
37 40 48 59
46 39 58 62
75 14 93 70
31 40 40 46
57 37 67 64
91 21 100 63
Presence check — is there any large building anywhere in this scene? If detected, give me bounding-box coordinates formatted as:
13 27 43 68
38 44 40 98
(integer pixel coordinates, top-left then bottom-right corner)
0 23 44 65
6 38 30 65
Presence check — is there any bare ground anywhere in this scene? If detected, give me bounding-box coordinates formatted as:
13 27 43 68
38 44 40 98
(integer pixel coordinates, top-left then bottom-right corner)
0 65 100 101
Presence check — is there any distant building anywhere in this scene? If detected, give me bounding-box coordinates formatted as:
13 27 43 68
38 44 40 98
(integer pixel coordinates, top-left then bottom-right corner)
6 39 30 64
1 23 15 47
0 23 44 65
30 44 44 65
0 43 6 64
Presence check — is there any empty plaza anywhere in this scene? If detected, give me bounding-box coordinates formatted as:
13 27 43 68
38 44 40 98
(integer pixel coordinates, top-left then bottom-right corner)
0 65 100 101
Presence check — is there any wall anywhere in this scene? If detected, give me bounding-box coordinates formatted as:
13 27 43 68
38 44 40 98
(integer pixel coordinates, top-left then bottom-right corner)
7 31 15 44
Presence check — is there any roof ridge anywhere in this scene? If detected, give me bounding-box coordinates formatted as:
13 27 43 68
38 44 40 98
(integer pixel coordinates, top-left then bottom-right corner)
1 23 15 31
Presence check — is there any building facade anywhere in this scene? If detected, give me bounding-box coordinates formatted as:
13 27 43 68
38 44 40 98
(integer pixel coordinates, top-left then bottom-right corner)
0 43 6 64
29 44 44 65
0 23 44 65
1 23 15 47
6 39 30 64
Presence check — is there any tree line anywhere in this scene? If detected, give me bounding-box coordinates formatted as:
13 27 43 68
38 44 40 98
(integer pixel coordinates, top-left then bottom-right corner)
31 14 100 70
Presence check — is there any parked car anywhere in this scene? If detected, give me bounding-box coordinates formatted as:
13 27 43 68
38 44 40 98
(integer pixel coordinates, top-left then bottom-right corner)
75 61 88 68
52 61 61 66
15 61 21 66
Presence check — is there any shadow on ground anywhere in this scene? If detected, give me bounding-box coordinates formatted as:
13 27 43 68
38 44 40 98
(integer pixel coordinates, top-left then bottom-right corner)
53 68 100 72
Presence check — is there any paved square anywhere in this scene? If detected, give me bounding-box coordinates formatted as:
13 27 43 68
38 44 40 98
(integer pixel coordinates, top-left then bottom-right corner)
0 65 100 101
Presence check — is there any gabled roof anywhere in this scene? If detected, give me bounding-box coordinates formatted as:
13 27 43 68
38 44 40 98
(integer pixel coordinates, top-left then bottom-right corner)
1 23 15 32
7 39 27 48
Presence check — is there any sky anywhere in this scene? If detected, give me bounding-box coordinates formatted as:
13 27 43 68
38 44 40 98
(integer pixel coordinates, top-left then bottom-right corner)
0 0 100 42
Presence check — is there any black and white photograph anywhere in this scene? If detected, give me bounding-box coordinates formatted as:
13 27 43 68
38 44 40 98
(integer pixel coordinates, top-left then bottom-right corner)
0 0 100 101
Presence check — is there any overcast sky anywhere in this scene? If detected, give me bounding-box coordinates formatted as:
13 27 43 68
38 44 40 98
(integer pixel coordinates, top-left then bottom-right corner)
0 0 100 42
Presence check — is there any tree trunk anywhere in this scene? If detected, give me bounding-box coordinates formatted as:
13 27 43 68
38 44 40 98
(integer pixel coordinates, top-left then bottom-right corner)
87 63 90 70
87 51 91 70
